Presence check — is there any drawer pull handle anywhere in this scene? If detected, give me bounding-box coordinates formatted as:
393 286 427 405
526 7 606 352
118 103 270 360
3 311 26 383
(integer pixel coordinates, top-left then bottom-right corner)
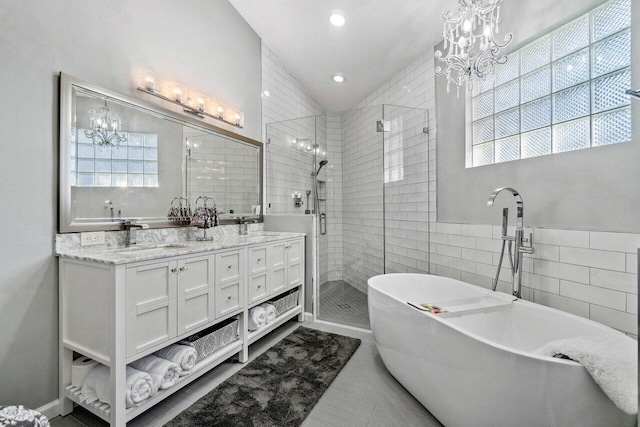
227 265 233 270
179 266 188 272
257 285 262 289
257 258 262 262
170 268 178 273
227 296 232 301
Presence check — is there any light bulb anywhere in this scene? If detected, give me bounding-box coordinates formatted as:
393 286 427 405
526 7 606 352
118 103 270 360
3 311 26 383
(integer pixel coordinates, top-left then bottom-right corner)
144 76 155 91
173 87 182 102
463 19 472 33
332 74 346 83
483 25 491 37
329 13 345 27
217 106 224 117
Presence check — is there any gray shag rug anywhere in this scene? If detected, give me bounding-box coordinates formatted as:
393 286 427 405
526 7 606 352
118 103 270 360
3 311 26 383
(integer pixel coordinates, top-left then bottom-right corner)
164 326 361 427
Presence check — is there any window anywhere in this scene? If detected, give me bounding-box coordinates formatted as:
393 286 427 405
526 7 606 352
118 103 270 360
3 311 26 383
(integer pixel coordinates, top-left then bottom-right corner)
72 130 159 187
468 0 631 167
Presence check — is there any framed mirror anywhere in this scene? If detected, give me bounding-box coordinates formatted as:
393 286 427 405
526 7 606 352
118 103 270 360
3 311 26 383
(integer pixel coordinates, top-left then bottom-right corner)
59 73 262 232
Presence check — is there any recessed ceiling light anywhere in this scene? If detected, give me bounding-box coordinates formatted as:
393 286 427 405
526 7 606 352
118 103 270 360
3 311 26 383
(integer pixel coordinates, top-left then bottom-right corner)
332 74 346 83
329 13 345 27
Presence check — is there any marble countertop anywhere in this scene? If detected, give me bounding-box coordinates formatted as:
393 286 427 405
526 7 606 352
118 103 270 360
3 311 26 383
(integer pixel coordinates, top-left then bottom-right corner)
56 232 305 265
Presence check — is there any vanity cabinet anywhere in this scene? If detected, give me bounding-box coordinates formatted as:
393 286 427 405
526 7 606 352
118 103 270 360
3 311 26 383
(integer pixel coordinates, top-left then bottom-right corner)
58 234 305 427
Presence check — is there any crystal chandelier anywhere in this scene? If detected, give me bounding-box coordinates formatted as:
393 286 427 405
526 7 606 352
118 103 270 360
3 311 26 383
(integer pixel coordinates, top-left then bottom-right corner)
435 0 512 96
84 101 127 146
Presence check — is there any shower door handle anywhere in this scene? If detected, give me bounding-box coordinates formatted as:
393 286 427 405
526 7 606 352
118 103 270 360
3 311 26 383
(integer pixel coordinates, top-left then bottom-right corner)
320 213 327 235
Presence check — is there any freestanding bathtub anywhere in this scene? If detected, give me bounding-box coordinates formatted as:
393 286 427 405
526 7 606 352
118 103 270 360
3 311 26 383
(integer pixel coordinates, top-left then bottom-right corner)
368 273 636 427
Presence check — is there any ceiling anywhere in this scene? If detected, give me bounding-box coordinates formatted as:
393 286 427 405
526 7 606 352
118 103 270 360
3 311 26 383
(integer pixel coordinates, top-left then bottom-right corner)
229 0 459 113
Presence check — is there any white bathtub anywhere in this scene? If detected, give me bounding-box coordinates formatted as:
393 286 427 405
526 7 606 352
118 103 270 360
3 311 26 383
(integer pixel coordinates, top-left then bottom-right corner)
368 273 636 427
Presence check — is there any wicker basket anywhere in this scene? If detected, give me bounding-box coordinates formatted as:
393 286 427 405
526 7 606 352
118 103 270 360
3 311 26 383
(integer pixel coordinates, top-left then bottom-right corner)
270 289 300 317
181 318 239 362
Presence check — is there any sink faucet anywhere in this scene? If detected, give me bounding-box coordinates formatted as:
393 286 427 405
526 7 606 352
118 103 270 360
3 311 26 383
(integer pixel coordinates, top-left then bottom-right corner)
123 219 147 247
239 217 248 235
487 188 535 298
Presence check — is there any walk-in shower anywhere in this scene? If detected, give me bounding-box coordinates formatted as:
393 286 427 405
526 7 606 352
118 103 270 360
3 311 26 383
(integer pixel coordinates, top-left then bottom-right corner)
265 105 430 329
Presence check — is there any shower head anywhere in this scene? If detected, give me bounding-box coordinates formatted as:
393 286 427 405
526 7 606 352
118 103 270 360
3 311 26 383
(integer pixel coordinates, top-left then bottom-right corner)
315 159 329 176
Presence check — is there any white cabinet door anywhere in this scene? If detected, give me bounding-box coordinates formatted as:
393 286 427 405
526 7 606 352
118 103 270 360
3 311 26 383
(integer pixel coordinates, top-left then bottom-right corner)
214 249 245 318
248 245 268 276
126 261 177 357
286 239 303 288
248 272 268 303
215 281 243 318
215 250 243 285
177 255 214 335
270 242 287 294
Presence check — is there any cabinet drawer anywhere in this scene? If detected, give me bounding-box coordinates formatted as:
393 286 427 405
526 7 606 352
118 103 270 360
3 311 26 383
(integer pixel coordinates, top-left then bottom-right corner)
215 250 244 285
248 273 268 303
215 281 243 318
249 246 268 275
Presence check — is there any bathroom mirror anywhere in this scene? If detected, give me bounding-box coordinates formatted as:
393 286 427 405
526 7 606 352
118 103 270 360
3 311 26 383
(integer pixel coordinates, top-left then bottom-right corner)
59 73 262 232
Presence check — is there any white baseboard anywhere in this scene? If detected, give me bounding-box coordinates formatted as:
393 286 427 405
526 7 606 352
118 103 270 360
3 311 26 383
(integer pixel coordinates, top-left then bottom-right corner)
36 399 59 421
304 312 313 322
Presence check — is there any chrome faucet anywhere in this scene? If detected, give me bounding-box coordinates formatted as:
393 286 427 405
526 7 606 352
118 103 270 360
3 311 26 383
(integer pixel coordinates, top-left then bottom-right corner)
487 188 534 298
123 219 147 247
239 217 248 235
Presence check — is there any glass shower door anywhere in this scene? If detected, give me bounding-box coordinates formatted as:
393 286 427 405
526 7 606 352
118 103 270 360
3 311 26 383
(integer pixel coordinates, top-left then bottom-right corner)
382 105 430 275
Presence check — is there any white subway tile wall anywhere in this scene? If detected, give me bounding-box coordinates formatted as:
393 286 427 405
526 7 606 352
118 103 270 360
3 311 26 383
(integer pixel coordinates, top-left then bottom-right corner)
429 225 639 335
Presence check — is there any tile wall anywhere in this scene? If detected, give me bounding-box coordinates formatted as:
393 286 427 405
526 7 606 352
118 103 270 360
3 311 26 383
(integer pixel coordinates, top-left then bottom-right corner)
430 225 639 336
324 114 344 283
341 106 385 292
262 42 324 215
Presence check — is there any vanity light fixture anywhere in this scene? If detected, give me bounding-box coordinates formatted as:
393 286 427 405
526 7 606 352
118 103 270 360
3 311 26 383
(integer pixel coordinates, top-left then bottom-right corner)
435 0 512 96
329 12 346 27
332 74 346 83
84 101 127 146
136 71 244 128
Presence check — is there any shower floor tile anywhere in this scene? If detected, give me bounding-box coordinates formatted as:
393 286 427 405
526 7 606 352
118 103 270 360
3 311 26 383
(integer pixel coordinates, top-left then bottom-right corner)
318 280 370 329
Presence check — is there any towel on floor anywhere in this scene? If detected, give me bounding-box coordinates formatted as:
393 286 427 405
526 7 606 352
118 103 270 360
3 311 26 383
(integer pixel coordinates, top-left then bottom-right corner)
534 335 638 415
129 355 181 392
154 344 198 374
248 306 266 331
260 303 277 323
81 365 154 408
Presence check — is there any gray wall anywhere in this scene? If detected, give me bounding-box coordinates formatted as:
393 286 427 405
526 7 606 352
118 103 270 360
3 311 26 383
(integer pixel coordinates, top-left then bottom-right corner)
436 0 639 233
0 0 261 409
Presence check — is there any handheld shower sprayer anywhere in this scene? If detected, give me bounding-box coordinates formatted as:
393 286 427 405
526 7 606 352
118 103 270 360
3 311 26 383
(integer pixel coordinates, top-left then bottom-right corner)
314 159 328 176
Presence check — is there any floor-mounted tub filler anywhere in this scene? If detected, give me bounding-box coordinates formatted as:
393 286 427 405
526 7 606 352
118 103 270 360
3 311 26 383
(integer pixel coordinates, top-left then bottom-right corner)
368 273 637 427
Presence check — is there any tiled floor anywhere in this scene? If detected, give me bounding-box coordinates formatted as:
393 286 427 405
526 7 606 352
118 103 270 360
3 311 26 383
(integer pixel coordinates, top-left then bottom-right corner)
50 319 441 427
318 280 370 329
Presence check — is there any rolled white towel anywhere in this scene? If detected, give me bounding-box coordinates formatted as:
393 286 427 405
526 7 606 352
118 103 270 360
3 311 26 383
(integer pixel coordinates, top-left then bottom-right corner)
129 355 181 392
260 303 277 323
81 365 154 408
154 344 198 374
534 335 637 415
248 306 266 331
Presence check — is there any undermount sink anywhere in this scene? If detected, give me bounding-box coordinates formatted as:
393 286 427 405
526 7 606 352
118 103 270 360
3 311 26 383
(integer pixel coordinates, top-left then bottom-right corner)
250 232 282 237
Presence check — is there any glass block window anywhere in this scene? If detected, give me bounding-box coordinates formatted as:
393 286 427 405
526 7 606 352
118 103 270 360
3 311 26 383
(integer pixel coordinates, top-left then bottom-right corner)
72 130 159 187
468 0 631 167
